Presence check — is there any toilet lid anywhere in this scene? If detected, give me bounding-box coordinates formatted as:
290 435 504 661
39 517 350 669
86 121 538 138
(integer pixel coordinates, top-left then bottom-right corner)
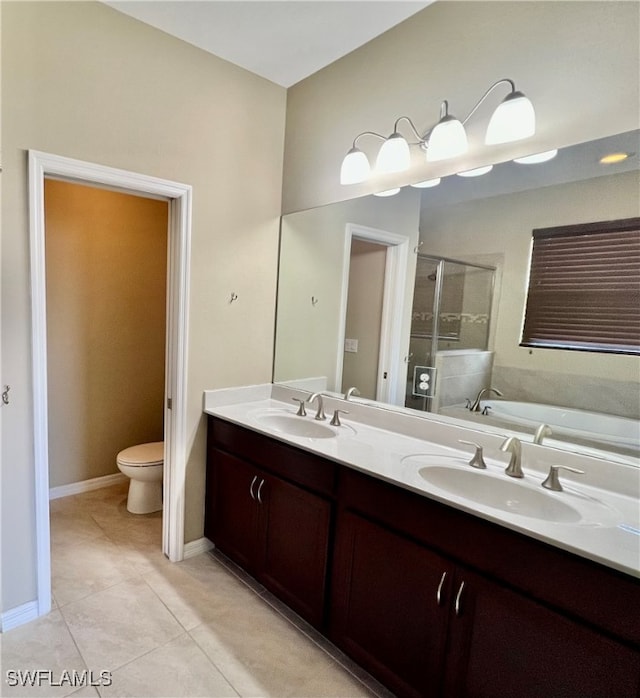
117 441 164 467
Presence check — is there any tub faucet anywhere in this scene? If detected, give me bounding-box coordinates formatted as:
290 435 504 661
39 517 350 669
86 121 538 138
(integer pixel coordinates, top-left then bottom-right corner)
308 393 326 421
468 387 503 412
533 423 553 445
499 436 524 478
344 386 360 401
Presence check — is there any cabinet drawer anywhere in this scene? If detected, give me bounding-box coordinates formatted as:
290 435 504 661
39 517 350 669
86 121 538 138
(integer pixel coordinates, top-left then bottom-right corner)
340 467 640 647
208 417 337 497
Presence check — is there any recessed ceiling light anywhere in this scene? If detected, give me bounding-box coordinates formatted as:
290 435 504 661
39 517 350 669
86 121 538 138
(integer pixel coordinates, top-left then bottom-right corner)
373 187 401 197
457 165 493 178
411 178 441 188
514 149 558 164
599 152 631 165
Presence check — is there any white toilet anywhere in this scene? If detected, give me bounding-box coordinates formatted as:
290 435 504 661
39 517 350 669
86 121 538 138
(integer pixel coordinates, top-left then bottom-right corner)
116 441 164 514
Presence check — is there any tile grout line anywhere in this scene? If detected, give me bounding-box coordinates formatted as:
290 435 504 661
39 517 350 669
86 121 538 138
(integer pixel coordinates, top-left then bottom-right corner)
207 551 391 698
50 485 386 698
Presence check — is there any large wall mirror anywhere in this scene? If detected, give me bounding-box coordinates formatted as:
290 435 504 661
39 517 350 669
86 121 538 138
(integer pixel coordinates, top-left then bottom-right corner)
273 129 640 463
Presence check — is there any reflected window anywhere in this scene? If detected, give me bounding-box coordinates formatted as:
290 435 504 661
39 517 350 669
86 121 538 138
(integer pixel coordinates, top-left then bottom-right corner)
521 217 640 355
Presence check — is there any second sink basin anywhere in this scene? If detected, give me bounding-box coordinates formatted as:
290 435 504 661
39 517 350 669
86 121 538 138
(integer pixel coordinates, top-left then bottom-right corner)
418 465 582 523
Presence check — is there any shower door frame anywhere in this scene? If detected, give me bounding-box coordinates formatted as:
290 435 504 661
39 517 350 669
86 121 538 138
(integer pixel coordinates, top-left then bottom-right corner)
411 253 496 411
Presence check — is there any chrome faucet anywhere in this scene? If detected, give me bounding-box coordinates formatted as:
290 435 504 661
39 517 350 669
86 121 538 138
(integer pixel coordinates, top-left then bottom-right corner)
468 387 503 412
308 392 326 421
344 386 360 401
533 423 553 445
499 436 524 478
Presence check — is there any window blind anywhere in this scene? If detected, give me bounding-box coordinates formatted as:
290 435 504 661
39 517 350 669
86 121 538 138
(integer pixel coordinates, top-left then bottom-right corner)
521 217 640 355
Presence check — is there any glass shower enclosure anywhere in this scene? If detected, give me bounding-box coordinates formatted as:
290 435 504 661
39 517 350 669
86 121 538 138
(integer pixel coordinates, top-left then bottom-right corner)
405 254 496 412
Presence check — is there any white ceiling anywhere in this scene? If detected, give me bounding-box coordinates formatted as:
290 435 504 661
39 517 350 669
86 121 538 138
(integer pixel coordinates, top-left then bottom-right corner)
104 1 431 87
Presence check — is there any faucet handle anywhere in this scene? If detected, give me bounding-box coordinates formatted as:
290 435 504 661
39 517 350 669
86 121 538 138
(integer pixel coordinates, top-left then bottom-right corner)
330 409 349 427
458 440 487 469
541 465 584 492
292 398 307 417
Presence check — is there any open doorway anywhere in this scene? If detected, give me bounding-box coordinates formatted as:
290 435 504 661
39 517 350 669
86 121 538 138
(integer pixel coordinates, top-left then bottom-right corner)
44 180 168 498
341 239 387 399
29 151 191 621
336 223 410 406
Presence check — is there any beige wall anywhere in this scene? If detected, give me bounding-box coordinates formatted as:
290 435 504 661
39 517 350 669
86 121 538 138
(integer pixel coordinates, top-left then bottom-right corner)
45 180 168 488
342 240 386 399
274 188 420 393
283 1 640 213
419 170 640 415
1 2 285 613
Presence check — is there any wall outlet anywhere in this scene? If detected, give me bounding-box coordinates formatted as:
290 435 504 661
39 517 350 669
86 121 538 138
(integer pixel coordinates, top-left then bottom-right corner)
345 338 359 353
412 366 437 397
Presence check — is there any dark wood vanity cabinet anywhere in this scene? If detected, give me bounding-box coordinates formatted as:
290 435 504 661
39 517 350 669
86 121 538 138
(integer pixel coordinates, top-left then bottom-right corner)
205 418 335 628
332 468 640 698
205 417 640 697
330 510 453 697
444 566 640 698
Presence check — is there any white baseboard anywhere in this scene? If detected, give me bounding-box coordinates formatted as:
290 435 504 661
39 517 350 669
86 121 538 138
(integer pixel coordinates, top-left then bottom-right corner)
183 537 214 559
1 601 39 632
49 472 127 500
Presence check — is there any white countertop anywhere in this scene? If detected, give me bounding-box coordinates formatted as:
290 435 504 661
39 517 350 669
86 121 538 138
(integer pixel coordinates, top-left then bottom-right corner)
203 385 640 579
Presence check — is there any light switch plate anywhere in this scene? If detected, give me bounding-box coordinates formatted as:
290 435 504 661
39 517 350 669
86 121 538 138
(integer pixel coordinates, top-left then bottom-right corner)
345 338 359 353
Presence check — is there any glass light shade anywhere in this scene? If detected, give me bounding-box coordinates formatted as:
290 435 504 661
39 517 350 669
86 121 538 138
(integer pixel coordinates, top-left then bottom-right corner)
375 133 411 173
514 149 558 164
411 177 441 188
426 116 468 162
373 187 401 197
457 165 493 177
485 91 535 145
340 147 371 185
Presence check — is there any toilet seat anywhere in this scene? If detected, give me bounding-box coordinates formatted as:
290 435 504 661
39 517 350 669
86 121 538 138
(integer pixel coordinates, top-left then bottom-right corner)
117 442 164 467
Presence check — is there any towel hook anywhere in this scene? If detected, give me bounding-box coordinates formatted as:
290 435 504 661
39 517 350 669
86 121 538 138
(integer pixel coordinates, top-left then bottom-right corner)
311 296 319 306
229 292 238 303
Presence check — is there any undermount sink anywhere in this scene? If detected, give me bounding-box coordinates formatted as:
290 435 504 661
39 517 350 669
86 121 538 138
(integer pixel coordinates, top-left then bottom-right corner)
254 413 348 439
418 465 582 523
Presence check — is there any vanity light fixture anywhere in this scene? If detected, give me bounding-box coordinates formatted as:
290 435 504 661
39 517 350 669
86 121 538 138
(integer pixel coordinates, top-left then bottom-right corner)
373 187 401 197
340 78 535 185
426 100 468 162
514 149 558 164
375 130 412 173
411 177 441 188
457 165 494 177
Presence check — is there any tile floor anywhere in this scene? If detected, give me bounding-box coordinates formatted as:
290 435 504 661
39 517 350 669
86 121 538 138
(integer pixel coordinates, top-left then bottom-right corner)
1 482 392 698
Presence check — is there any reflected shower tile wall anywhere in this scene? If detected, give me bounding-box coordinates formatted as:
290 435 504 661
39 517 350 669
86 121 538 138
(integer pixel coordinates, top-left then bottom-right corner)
433 350 494 411
491 366 640 420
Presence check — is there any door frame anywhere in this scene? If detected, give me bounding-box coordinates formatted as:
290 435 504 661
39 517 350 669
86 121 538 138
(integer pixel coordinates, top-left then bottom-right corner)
336 223 409 405
28 150 192 618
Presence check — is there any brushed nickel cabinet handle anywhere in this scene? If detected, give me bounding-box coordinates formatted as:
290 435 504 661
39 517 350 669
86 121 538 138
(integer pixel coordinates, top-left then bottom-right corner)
249 475 258 500
436 571 447 606
257 478 265 504
455 581 465 617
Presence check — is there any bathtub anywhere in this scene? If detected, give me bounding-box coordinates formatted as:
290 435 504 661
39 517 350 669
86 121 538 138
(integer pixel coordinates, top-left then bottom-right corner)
478 400 640 451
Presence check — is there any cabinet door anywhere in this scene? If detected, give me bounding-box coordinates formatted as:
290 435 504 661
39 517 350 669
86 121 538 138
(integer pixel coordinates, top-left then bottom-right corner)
258 473 332 628
205 448 259 573
446 568 640 698
331 511 453 698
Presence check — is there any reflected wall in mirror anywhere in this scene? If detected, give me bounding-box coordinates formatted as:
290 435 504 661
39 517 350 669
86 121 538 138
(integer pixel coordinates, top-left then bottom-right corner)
273 131 640 461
